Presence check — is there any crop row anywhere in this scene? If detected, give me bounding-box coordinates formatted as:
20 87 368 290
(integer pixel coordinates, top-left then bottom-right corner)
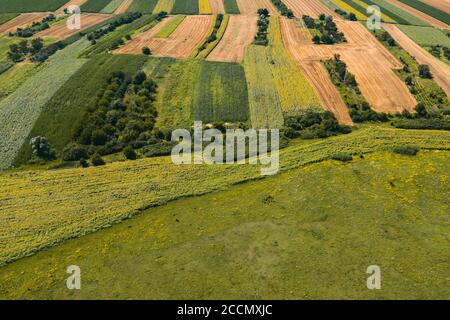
127 0 159 13
0 0 67 13
396 0 450 25
360 0 428 25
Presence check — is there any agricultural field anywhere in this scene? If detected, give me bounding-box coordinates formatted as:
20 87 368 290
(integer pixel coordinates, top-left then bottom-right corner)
0 13 50 34
397 24 450 47
0 0 68 13
222 0 240 14
283 0 337 18
0 62 40 102
360 0 430 26
199 0 212 14
331 0 368 20
152 0 174 13
420 0 450 14
394 0 450 25
54 0 89 15
209 0 225 14
154 15 185 38
81 0 115 12
207 15 257 63
126 0 158 13
0 13 18 25
171 0 199 15
235 0 277 15
100 0 126 13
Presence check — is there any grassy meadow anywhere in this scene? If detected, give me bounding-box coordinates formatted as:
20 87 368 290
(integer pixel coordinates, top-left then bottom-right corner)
0 0 67 12
127 0 159 13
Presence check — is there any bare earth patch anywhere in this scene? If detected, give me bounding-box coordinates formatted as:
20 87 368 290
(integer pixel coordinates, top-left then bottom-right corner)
236 0 278 15
36 13 112 40
115 15 214 59
0 13 51 34
114 0 134 14
54 0 88 16
283 0 337 18
207 15 258 63
209 0 225 14
420 0 450 14
383 23 450 98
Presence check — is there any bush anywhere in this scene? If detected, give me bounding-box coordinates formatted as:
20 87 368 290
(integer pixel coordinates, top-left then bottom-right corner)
123 146 137 160
62 143 88 161
393 145 420 156
142 47 151 55
30 136 56 161
91 153 106 166
331 153 353 162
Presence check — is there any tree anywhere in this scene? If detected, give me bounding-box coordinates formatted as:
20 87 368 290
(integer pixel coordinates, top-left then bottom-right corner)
142 46 151 55
91 129 108 145
133 71 147 85
91 153 106 166
30 38 44 54
62 143 88 161
312 35 321 44
123 146 137 160
348 13 357 21
418 64 432 79
319 13 326 21
414 103 428 118
30 136 56 161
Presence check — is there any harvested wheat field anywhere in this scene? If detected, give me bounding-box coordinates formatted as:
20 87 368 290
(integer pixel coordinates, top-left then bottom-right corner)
283 0 337 18
36 13 112 40
209 0 225 14
383 23 450 97
207 15 258 62
421 0 450 14
236 0 277 15
115 15 214 59
0 13 51 34
280 18 351 124
114 0 134 14
385 0 449 29
54 0 88 15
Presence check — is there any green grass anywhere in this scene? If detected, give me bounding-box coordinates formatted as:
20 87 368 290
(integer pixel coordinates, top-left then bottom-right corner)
192 61 249 123
0 62 40 102
223 0 240 14
171 0 199 14
14 54 148 165
397 25 450 47
360 0 429 26
0 0 68 13
396 0 450 25
0 148 449 299
127 0 159 13
154 15 185 38
0 39 90 170
81 0 115 12
100 0 124 13
0 13 18 24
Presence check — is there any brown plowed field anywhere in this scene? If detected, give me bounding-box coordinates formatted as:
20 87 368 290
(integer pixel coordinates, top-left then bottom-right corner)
36 13 111 40
0 13 51 34
114 0 134 14
385 0 449 29
236 0 277 15
280 18 352 124
115 15 214 59
420 0 450 14
383 23 450 98
281 17 417 116
54 0 88 15
210 0 225 14
207 15 258 62
283 0 337 18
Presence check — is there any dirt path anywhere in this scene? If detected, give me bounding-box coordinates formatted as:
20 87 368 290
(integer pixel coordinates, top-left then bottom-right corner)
115 15 214 59
0 13 51 34
420 0 450 14
114 0 134 14
283 0 337 18
54 0 88 15
280 18 352 124
207 15 258 62
384 0 449 29
209 0 225 14
383 23 450 98
36 13 112 40
236 0 277 15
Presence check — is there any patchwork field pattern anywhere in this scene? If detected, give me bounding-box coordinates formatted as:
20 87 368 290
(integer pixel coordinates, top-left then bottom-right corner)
199 0 212 14
171 0 199 14
283 0 337 18
126 0 158 13
397 24 450 47
113 0 134 13
0 0 68 13
54 0 88 15
207 15 258 62
36 13 112 40
235 0 277 15
420 0 450 14
222 0 240 14
360 0 430 26
0 13 51 34
209 0 225 14
383 23 450 97
115 15 213 59
81 0 114 12
152 0 174 13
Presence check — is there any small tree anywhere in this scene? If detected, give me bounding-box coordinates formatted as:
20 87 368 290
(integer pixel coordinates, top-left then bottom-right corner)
123 146 137 160
30 136 56 161
414 103 428 118
142 47 151 55
418 64 432 79
91 153 106 166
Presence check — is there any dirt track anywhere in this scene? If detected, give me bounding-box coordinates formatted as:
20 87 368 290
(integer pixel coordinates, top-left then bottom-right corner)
383 23 450 98
209 0 225 14
384 0 449 29
236 0 277 15
280 18 352 124
114 0 134 14
281 17 417 118
283 0 337 18
207 15 257 62
420 0 450 14
115 15 214 59
0 13 50 34
54 0 88 15
36 13 111 40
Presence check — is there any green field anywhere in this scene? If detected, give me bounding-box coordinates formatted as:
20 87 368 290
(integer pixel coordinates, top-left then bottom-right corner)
223 0 240 14
154 15 185 38
171 0 199 14
0 62 40 102
0 0 67 13
100 0 123 13
360 0 429 26
81 0 114 12
152 0 174 13
0 147 449 298
192 61 249 123
0 13 18 24
14 54 148 165
127 0 159 13
397 25 450 47
396 0 450 25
